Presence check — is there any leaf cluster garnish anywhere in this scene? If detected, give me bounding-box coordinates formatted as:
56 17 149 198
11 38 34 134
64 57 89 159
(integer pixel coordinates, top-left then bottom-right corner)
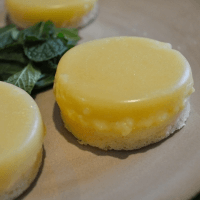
0 21 80 94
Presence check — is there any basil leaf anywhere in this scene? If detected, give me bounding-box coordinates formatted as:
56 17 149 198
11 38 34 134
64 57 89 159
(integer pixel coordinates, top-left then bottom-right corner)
0 24 20 49
24 38 68 62
6 63 41 94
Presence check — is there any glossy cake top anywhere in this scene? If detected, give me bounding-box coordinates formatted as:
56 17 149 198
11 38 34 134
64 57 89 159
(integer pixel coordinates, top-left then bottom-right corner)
54 37 194 149
55 37 194 105
6 0 97 28
0 82 45 192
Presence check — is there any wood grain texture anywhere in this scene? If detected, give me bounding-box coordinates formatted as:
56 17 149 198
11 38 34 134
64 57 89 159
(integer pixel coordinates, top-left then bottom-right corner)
0 0 200 200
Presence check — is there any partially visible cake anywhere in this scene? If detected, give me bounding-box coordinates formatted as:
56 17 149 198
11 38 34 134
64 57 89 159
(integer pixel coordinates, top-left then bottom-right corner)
5 0 98 28
54 37 194 150
0 82 45 200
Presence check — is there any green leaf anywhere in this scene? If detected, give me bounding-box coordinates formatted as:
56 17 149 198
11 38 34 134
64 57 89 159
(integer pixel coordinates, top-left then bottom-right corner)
0 61 24 81
11 29 20 40
36 57 59 72
0 21 80 95
67 39 79 48
55 27 80 41
34 74 55 89
0 44 28 64
0 24 20 49
6 63 41 94
0 24 17 36
24 38 68 62
22 21 55 42
0 61 24 74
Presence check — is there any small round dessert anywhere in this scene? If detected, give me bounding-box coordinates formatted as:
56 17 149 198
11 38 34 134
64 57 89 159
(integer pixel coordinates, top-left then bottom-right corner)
54 37 194 150
0 82 45 200
5 0 98 29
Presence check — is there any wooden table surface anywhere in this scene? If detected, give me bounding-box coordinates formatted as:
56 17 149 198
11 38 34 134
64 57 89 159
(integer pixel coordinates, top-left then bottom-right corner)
0 0 200 200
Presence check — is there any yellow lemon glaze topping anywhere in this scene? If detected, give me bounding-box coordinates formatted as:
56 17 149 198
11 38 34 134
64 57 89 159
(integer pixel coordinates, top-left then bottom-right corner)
5 0 97 28
54 37 194 150
0 82 45 193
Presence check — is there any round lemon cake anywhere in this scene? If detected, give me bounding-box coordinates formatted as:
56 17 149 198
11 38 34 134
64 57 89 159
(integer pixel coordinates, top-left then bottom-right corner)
0 82 45 200
5 0 98 28
54 37 194 150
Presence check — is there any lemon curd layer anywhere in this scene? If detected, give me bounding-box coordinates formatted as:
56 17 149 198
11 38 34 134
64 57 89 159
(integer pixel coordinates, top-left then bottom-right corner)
54 37 194 150
0 82 45 195
5 0 97 28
